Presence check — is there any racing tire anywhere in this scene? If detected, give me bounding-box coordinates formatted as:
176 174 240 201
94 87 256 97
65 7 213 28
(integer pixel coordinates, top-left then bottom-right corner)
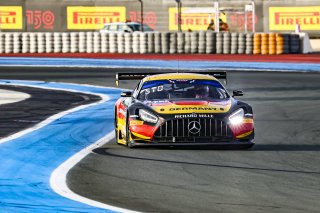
114 110 119 144
125 115 133 148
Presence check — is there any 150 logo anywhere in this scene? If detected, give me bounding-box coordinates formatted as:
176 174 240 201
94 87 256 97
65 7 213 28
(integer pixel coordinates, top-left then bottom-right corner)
129 11 157 29
229 13 258 31
26 10 55 30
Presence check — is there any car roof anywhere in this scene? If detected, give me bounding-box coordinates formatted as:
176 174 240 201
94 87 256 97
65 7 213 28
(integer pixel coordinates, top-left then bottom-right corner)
142 73 218 82
104 22 140 26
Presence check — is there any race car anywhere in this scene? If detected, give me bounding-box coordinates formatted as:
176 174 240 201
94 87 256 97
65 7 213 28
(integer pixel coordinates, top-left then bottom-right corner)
114 72 254 148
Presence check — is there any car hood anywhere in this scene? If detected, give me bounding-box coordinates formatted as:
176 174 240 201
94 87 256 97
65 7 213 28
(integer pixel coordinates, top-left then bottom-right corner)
143 99 232 114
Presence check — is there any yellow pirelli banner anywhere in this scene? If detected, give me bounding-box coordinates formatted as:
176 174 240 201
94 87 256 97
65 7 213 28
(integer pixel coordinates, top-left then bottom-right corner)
269 7 320 31
0 6 23 29
67 6 126 30
169 7 226 31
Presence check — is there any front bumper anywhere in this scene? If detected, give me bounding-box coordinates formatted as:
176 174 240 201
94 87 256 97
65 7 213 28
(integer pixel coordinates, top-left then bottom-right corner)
128 117 254 148
128 139 255 149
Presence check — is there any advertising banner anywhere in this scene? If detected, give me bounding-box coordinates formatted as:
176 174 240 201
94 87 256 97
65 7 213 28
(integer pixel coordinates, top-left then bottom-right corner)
129 11 157 29
26 9 56 30
169 7 226 31
67 6 126 30
269 6 320 31
0 6 23 29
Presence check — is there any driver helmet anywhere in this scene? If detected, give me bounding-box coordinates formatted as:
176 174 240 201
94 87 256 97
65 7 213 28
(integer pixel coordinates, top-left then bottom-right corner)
194 85 210 98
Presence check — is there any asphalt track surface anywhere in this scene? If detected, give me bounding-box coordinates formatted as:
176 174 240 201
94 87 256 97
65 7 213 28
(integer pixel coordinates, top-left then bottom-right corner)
0 84 100 139
1 67 320 212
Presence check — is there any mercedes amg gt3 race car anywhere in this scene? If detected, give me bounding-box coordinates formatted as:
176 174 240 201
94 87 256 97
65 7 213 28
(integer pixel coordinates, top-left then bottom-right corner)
114 72 254 148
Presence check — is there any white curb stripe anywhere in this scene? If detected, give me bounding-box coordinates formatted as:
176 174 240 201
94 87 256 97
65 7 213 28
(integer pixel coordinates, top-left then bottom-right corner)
50 131 139 213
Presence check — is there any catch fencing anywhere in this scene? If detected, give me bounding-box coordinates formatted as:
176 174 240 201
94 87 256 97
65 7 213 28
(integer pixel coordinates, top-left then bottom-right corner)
0 32 302 54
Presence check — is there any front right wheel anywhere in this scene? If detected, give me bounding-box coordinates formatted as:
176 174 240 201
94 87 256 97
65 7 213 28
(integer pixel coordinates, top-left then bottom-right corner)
114 110 119 144
125 116 133 148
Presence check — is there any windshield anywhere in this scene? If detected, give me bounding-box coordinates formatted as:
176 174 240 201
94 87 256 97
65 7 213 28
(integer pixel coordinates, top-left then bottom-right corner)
128 24 141 31
128 24 154 32
138 79 229 101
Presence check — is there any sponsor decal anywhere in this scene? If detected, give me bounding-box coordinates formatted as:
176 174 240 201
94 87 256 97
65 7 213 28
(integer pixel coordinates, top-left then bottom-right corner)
169 107 224 111
142 85 164 95
169 7 226 31
130 120 144 125
154 102 231 114
0 6 23 29
26 10 55 30
174 114 215 119
269 7 320 31
67 6 126 30
146 100 168 104
169 79 194 83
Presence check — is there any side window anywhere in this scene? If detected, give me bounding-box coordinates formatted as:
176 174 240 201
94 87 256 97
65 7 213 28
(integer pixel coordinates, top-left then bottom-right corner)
109 24 118 31
103 25 109 30
118 24 124 30
119 24 130 32
133 81 143 98
124 25 131 32
216 88 229 99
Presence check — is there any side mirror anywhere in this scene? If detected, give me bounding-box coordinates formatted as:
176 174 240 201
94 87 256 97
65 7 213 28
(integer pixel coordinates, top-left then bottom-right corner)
232 90 244 97
121 91 132 97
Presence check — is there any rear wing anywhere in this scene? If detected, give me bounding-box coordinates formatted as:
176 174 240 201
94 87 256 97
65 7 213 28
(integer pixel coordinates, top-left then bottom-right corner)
115 71 227 86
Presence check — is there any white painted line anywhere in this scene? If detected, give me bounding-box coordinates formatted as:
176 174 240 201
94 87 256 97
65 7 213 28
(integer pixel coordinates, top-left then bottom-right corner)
0 89 30 105
0 82 137 212
50 131 139 213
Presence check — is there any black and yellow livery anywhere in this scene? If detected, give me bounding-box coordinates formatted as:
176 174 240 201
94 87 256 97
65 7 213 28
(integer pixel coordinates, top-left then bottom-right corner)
114 72 254 148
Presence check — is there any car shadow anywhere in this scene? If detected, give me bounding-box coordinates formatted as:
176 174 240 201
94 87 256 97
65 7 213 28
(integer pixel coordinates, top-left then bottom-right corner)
252 144 320 151
97 143 320 151
92 146 320 175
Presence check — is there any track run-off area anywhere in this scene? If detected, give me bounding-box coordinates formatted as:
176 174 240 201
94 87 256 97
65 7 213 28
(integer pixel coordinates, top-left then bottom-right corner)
0 57 319 213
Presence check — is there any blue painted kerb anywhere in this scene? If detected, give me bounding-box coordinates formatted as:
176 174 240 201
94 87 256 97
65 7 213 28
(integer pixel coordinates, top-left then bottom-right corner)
0 80 122 213
0 57 319 72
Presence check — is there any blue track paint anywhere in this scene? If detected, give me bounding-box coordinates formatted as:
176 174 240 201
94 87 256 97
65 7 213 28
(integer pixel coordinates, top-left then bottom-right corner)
0 57 319 72
0 80 122 212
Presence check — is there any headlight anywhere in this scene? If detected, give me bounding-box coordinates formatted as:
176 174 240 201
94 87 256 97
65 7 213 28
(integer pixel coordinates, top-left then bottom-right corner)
229 108 244 125
139 109 158 123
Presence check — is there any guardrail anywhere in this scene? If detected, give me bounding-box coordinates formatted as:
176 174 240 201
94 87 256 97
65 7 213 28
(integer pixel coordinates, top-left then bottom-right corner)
0 32 304 54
